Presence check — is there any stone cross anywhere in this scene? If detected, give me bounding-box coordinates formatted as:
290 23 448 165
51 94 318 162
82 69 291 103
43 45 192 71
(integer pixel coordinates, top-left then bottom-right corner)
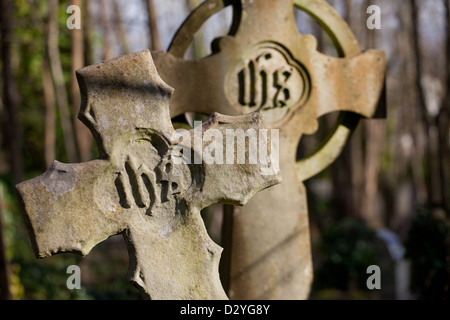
16 50 281 300
151 0 386 299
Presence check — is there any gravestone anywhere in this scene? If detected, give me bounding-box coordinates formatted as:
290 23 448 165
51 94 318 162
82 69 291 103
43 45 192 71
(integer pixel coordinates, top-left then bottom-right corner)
152 0 386 299
16 50 281 300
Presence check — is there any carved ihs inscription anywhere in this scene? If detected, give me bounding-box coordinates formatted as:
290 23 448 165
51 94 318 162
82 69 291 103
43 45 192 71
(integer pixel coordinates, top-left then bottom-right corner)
115 155 160 211
113 134 190 215
227 42 310 123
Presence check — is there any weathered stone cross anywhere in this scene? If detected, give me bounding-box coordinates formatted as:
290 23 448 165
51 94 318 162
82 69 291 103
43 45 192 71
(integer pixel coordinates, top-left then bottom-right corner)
151 0 386 299
16 50 281 300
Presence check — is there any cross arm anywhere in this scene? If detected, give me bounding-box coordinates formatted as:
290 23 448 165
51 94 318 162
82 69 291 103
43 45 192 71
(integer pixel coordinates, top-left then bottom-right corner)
285 47 386 136
16 160 126 259
174 112 282 210
309 49 387 120
76 50 176 158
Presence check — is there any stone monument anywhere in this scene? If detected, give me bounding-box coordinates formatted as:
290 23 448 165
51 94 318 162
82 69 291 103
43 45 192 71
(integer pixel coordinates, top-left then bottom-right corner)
16 50 281 299
152 0 387 299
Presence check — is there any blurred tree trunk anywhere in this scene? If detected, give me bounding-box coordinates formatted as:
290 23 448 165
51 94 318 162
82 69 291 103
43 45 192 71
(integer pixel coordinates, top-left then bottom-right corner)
411 0 444 208
350 127 364 218
83 0 94 66
397 1 427 208
344 0 352 26
362 0 386 229
71 0 92 162
330 142 355 218
1 0 24 182
42 59 56 167
47 0 78 162
410 0 429 198
388 3 423 233
344 0 365 218
113 0 130 54
328 0 358 219
440 0 450 213
188 0 207 59
363 119 386 228
145 0 162 51
100 0 113 61
0 191 11 300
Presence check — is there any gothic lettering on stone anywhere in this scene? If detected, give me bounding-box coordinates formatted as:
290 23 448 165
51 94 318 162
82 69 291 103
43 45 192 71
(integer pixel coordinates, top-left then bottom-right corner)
227 42 310 123
114 133 189 214
237 52 293 108
115 156 157 210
